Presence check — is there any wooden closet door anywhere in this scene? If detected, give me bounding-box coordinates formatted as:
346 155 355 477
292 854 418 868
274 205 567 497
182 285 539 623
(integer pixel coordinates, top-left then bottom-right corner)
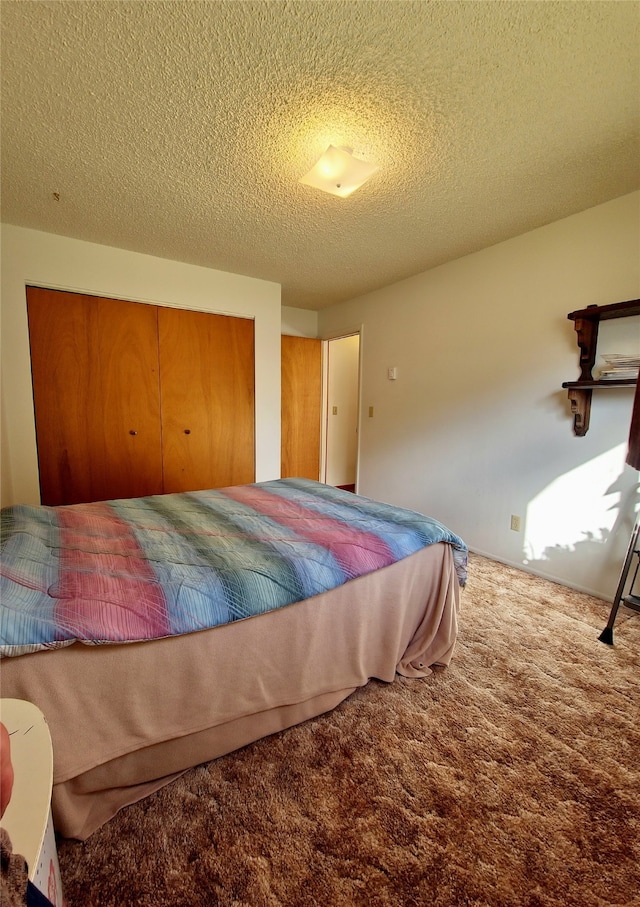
27 288 164 505
158 307 255 492
281 335 322 480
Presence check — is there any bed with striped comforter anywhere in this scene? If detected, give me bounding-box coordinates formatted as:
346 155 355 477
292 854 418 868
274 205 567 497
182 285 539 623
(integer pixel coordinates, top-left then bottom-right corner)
0 478 467 838
1 478 467 658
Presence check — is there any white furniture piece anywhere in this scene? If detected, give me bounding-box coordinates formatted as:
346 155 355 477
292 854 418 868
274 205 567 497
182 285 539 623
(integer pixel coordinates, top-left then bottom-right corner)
0 698 65 906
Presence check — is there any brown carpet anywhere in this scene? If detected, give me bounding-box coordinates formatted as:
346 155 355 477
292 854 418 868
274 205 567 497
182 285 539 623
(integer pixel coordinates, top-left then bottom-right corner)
57 553 639 907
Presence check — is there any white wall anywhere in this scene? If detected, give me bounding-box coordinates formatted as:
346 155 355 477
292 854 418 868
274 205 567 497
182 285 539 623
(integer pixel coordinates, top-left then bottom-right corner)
319 192 640 600
281 305 318 337
0 225 282 507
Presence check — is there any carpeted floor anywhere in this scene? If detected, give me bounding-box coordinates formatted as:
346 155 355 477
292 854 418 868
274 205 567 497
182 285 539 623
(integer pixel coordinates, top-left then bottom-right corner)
57 553 639 907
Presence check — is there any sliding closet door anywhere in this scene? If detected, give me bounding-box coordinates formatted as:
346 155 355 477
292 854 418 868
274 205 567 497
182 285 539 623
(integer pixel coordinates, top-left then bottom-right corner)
27 288 164 505
281 335 322 480
158 307 255 492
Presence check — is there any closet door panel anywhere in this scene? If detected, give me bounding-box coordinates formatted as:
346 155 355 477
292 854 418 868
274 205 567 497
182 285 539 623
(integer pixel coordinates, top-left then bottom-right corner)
281 335 321 480
28 289 100 505
158 308 255 492
93 297 164 502
27 288 163 505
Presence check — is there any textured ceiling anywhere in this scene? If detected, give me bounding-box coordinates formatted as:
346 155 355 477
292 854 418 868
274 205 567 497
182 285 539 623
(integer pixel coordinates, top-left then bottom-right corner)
1 1 639 310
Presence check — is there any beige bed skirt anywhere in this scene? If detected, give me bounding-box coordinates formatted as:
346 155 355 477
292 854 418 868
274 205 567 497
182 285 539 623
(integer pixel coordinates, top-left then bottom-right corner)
0 542 461 840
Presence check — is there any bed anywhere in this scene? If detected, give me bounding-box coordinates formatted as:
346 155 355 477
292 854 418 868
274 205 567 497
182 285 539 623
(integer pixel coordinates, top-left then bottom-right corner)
0 478 467 840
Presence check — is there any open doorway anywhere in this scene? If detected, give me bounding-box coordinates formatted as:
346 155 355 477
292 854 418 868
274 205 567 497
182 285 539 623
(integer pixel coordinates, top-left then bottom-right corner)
322 333 361 490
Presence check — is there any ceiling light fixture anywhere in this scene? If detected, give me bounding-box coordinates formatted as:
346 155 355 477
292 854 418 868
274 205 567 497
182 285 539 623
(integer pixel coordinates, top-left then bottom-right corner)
299 145 379 198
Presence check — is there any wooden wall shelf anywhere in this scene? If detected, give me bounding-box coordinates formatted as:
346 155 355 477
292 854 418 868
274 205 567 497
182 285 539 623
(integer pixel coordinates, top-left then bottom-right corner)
563 299 640 436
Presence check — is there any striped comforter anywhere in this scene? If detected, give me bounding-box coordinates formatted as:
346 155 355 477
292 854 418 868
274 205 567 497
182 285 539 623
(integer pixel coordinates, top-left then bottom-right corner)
0 478 467 658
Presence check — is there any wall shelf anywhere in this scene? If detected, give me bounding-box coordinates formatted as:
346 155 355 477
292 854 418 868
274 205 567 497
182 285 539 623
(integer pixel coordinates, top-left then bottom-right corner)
563 299 640 436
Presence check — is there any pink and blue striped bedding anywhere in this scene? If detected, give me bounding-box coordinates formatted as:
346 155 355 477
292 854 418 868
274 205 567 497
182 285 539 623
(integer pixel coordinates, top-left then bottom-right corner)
0 478 467 658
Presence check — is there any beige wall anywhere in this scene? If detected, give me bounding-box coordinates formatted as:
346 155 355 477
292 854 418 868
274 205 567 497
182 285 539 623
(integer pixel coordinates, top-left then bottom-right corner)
319 191 640 600
281 306 318 337
0 225 282 507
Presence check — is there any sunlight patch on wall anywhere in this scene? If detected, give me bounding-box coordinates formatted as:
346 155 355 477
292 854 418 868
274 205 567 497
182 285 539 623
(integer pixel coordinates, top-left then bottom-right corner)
524 444 628 562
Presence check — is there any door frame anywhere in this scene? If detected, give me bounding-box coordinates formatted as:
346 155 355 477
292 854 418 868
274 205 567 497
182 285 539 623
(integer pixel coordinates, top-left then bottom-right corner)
320 327 363 491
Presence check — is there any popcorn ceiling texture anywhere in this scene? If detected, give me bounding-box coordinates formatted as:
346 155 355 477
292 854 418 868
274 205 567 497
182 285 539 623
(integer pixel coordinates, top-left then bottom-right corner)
1 0 639 309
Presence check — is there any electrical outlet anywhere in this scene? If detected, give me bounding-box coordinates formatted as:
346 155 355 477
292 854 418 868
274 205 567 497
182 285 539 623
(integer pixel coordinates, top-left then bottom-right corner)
510 514 522 532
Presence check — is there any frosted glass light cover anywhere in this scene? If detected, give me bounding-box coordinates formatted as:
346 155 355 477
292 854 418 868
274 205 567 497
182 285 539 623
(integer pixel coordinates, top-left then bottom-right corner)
299 145 379 198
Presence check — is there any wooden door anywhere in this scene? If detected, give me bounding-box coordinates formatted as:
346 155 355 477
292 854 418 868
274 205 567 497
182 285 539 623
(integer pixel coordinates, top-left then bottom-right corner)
27 288 164 505
281 335 322 480
159 307 255 491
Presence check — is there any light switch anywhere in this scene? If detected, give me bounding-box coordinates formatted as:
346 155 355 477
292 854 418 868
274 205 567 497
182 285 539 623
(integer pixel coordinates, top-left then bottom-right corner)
332 406 338 415
388 367 397 380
